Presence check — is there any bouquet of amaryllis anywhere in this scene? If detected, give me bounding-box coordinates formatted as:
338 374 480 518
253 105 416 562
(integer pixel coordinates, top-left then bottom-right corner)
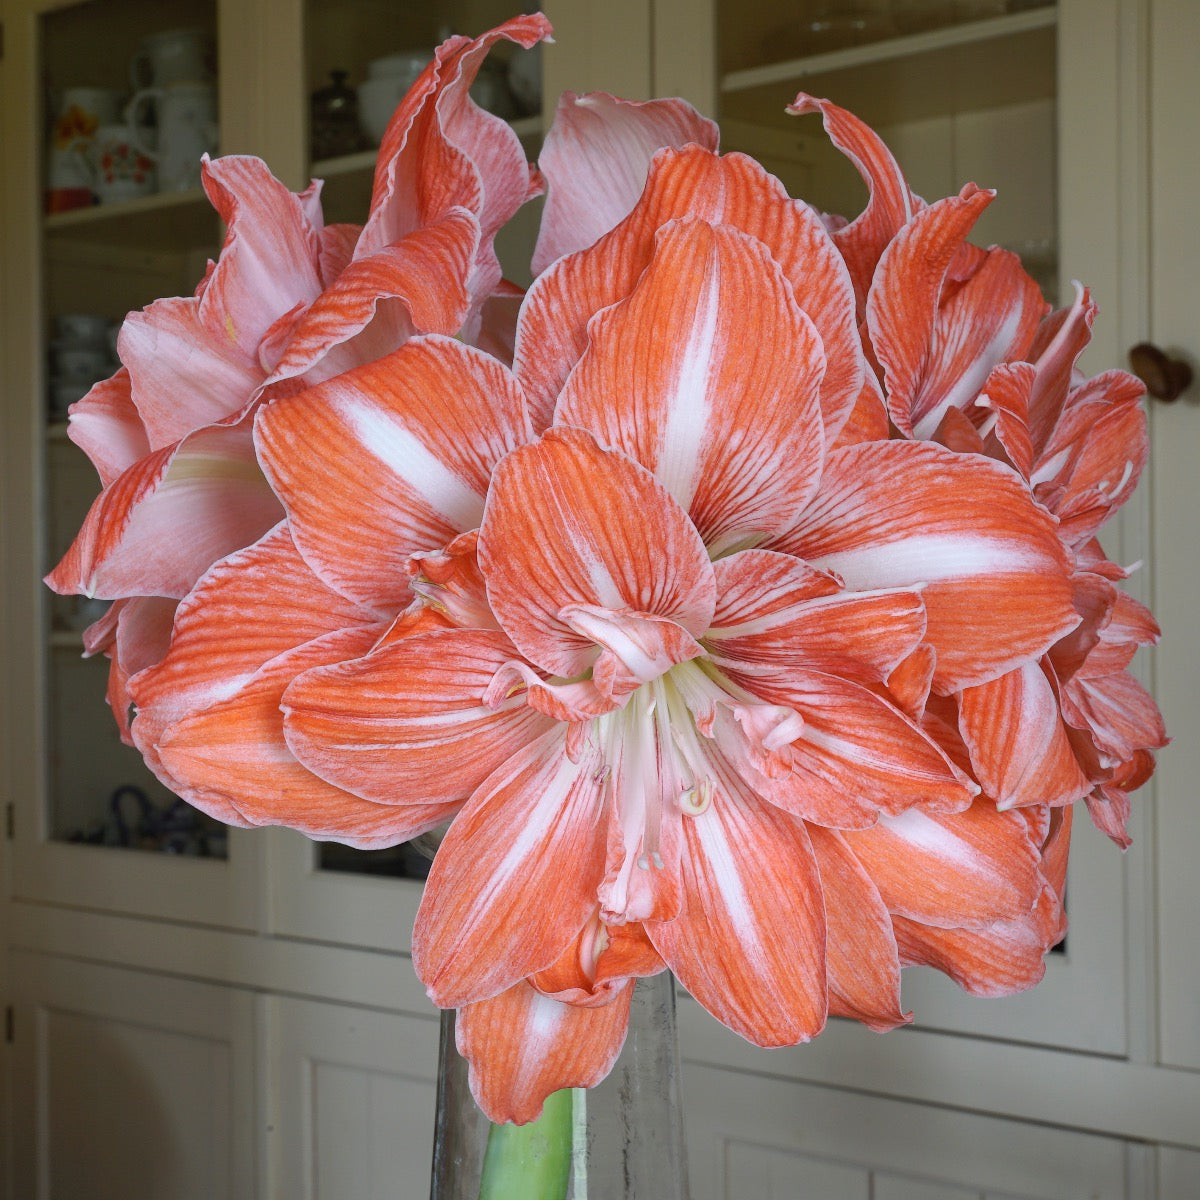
48 11 1165 1193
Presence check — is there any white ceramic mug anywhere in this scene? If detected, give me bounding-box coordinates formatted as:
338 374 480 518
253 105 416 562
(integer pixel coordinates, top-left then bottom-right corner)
130 27 214 88
126 82 218 191
89 123 157 203
46 87 122 210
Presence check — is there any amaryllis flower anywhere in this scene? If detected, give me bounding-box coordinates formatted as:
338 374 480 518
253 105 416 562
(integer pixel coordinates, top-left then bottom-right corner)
45 15 552 737
48 17 1162 1136
231 156 1072 1120
792 95 1166 843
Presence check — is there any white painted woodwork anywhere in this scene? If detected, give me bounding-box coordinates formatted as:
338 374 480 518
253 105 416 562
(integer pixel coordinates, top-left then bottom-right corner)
8 953 256 1199
267 995 439 1200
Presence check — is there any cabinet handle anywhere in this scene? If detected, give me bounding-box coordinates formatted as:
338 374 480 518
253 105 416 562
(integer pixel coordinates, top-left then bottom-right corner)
1128 342 1193 402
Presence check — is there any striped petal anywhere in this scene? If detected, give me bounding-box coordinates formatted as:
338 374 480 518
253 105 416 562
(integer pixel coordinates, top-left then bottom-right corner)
646 753 827 1046
774 440 1078 693
457 980 633 1124
129 522 381 782
867 187 1045 438
708 549 926 683
842 801 1043 929
554 218 826 550
958 659 1091 809
256 334 531 610
809 826 908 1031
478 427 716 678
785 93 923 315
413 728 609 1007
517 144 860 438
156 627 455 847
533 91 719 274
282 629 554 807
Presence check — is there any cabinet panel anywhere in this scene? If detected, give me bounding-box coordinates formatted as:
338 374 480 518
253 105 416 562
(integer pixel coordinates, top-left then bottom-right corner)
267 994 439 1199
8 952 256 1200
683 1061 1133 1200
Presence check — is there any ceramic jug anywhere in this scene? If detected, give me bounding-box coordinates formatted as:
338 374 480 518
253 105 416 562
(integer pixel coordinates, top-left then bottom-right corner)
130 27 214 88
126 81 218 191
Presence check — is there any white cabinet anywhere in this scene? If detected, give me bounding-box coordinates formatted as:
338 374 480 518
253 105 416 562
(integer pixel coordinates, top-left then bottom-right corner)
7 953 257 1199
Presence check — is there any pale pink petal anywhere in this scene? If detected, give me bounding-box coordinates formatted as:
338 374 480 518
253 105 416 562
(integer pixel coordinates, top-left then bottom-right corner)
65 369 150 485
554 218 827 550
47 414 282 601
533 91 719 274
478 427 716 677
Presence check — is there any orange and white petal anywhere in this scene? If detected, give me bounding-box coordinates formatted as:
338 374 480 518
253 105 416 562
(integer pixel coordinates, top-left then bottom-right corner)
958 659 1091 809
977 362 1036 479
646 766 827 1046
128 522 381 776
533 91 719 274
282 629 554 807
830 368 890 449
47 416 283 602
775 439 1078 694
256 334 531 610
786 94 923 314
265 211 479 387
842 800 1043 929
517 145 861 439
709 549 926 683
478 427 716 677
531 916 665 1006
1026 282 1097 450
156 627 455 847
715 669 974 826
90 596 177 744
809 826 909 1031
66 369 150 486
457 979 633 1125
555 218 826 550
894 884 1062 997
1061 669 1168 765
413 728 610 1007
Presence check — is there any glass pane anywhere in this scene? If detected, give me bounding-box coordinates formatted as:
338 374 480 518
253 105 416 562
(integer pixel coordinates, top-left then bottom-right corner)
40 0 224 857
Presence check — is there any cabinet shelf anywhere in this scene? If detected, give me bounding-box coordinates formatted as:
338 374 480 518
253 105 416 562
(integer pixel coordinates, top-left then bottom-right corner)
721 7 1056 129
43 187 219 252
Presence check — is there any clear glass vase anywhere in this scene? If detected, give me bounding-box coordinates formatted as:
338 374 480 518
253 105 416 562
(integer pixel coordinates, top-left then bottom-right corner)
430 972 690 1199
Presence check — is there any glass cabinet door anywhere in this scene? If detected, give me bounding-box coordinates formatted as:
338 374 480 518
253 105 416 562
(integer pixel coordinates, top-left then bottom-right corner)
3 0 258 927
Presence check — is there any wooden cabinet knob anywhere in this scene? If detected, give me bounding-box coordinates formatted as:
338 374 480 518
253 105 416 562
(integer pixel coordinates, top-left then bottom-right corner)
1128 342 1193 402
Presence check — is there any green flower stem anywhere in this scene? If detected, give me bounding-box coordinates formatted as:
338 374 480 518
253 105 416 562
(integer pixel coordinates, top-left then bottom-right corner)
477 1086 575 1200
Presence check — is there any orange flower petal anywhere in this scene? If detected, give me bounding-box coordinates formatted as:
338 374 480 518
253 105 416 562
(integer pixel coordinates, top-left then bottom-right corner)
775 439 1078 694
478 427 715 677
282 629 554 807
646 763 827 1046
842 801 1044 929
709 549 926 684
958 660 1091 809
555 218 827 550
456 979 633 1124
809 826 909 1032
413 728 609 1007
256 334 531 610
